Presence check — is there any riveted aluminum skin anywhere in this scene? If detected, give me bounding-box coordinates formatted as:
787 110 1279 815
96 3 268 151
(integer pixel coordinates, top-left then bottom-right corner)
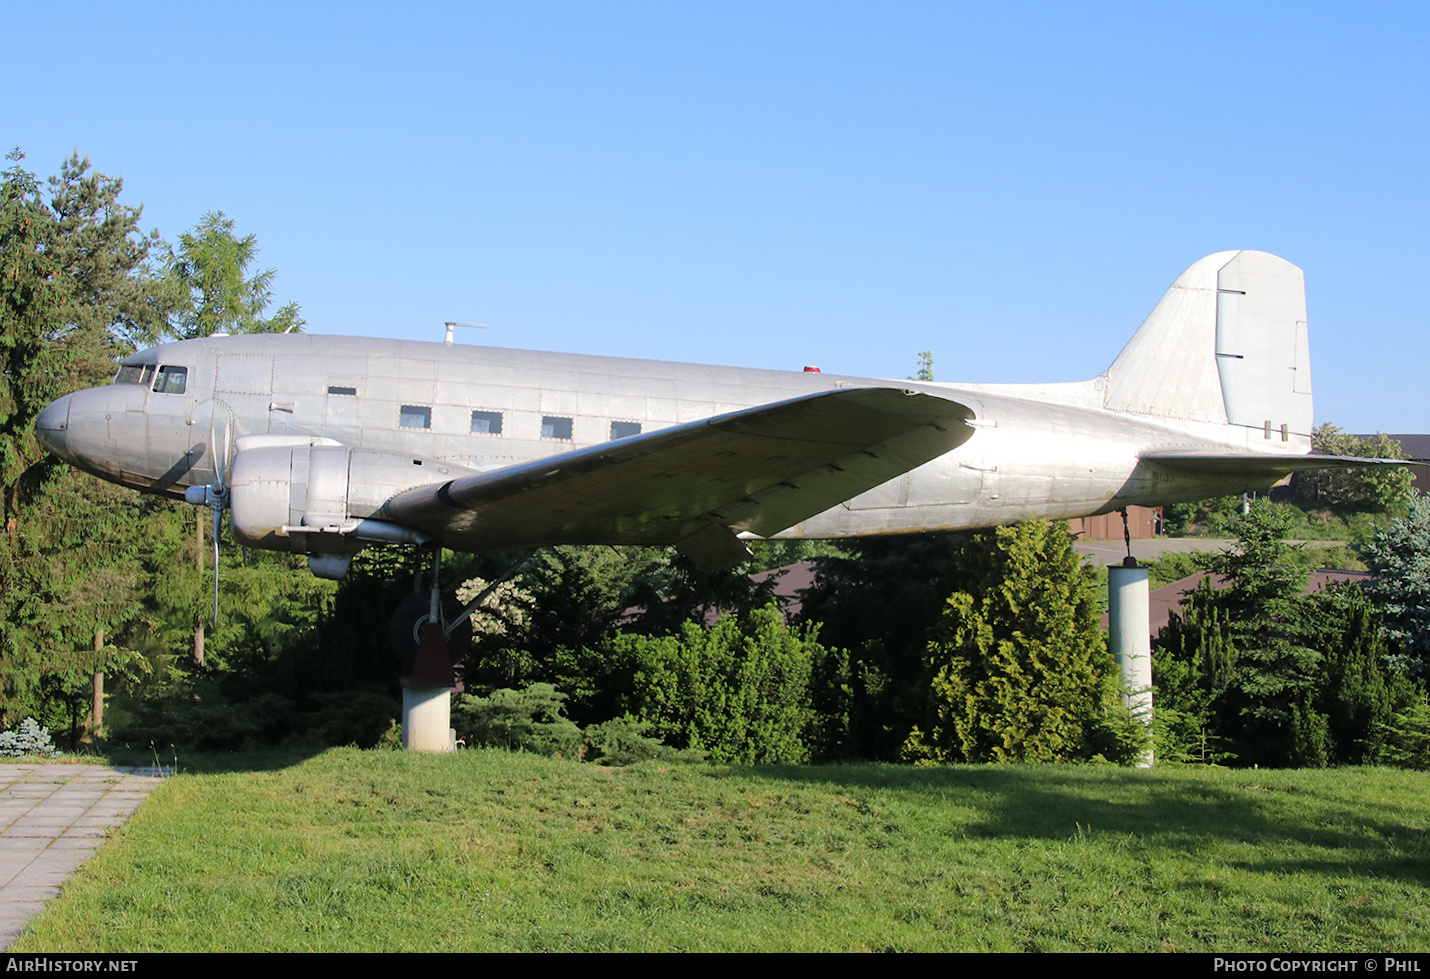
36 251 1407 574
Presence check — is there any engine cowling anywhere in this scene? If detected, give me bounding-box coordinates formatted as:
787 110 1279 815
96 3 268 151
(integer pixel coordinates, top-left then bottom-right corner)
227 436 458 572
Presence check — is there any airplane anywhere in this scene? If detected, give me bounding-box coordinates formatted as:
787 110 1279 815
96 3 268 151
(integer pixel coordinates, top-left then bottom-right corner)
33 249 1402 661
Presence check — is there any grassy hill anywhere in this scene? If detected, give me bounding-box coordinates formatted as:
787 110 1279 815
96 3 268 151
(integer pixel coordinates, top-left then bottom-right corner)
14 749 1430 952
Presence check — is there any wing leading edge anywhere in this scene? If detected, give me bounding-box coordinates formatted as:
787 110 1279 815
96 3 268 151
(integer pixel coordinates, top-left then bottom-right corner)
381 387 975 570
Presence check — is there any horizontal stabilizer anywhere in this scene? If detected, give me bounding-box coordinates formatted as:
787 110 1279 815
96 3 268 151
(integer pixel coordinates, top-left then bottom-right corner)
1140 449 1420 478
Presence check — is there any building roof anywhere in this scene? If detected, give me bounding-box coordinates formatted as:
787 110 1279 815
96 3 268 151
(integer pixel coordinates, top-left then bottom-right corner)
1358 434 1430 460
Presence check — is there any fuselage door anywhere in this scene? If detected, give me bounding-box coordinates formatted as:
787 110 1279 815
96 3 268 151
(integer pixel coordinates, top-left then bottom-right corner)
214 354 275 437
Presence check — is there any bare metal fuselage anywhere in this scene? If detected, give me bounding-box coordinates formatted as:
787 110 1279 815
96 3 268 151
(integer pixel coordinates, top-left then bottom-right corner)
39 331 1302 550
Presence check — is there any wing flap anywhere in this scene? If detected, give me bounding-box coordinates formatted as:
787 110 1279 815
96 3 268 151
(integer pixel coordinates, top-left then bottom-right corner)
382 387 974 560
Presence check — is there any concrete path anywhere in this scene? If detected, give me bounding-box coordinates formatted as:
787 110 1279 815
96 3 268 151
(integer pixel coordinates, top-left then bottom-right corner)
0 764 170 950
1074 537 1239 565
1073 538 1345 566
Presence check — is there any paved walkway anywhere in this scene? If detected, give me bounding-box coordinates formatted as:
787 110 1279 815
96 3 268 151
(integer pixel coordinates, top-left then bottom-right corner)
0 764 170 950
1073 538 1345 565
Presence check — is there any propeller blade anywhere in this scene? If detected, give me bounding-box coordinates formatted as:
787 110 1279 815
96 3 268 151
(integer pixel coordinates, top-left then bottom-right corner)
209 415 230 491
212 505 222 626
204 410 232 626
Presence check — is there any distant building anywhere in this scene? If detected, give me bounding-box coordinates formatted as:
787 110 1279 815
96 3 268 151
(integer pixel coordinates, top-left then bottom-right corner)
1366 435 1430 493
1070 504 1162 541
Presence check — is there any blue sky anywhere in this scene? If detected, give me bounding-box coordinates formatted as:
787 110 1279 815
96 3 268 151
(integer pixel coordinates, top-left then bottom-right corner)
6 1 1427 432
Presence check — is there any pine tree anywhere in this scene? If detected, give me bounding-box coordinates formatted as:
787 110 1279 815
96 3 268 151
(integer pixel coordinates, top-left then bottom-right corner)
1305 582 1417 764
1152 500 1415 767
0 151 175 728
1357 491 1430 674
1152 576 1236 763
902 520 1118 764
165 211 303 338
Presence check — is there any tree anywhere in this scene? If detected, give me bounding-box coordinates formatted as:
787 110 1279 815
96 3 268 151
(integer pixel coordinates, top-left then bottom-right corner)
165 211 303 338
1304 581 1417 764
797 532 967 760
909 351 934 382
0 151 175 728
163 210 305 666
902 520 1124 764
1153 500 1417 766
613 604 822 764
1292 423 1412 512
1152 576 1236 762
1195 501 1326 766
1357 491 1430 674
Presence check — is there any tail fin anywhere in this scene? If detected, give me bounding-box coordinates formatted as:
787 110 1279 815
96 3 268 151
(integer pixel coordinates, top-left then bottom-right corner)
1102 250 1313 446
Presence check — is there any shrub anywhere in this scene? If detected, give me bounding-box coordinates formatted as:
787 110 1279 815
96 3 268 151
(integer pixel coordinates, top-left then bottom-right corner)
452 684 584 759
0 718 60 758
612 605 820 764
582 715 700 766
903 520 1123 764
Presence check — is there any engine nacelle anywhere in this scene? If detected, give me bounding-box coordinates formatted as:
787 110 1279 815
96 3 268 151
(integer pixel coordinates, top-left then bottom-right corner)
228 436 457 570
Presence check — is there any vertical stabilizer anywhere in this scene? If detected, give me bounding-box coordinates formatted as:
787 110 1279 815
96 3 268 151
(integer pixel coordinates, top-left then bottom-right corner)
1102 251 1313 445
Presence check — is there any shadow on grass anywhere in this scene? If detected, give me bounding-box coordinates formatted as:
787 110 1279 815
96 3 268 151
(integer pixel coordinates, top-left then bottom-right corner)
739 762 1430 886
101 745 339 775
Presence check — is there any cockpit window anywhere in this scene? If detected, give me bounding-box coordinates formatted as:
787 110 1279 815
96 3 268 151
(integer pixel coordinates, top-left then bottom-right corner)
115 364 156 386
152 365 188 395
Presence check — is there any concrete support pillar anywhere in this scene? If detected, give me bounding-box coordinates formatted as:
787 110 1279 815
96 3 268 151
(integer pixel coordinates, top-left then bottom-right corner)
1108 560 1154 767
401 686 455 753
399 618 457 753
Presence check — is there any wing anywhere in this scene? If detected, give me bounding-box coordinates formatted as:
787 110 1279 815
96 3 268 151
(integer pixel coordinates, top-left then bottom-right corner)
381 387 975 570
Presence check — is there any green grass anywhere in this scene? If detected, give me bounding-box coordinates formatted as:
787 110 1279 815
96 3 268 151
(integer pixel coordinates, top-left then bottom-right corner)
13 750 1430 952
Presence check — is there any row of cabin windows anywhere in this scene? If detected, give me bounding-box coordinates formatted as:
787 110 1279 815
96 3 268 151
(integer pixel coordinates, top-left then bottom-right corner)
395 403 640 442
111 368 640 442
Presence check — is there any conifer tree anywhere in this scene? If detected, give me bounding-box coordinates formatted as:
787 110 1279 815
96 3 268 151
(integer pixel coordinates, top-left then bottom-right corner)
1358 491 1430 674
1153 500 1417 767
902 519 1118 764
0 151 175 727
797 532 966 760
165 211 303 338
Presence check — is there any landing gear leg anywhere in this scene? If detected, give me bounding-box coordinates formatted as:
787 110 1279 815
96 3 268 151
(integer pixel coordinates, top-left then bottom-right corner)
393 545 460 752
389 546 535 753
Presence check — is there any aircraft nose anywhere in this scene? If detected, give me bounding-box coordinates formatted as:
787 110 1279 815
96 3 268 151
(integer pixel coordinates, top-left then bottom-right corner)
35 394 71 460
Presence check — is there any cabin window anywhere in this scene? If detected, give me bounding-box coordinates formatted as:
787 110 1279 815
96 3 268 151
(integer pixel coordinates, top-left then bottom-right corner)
152 365 188 395
610 421 642 440
470 410 503 435
541 415 573 440
399 405 432 430
327 385 357 396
